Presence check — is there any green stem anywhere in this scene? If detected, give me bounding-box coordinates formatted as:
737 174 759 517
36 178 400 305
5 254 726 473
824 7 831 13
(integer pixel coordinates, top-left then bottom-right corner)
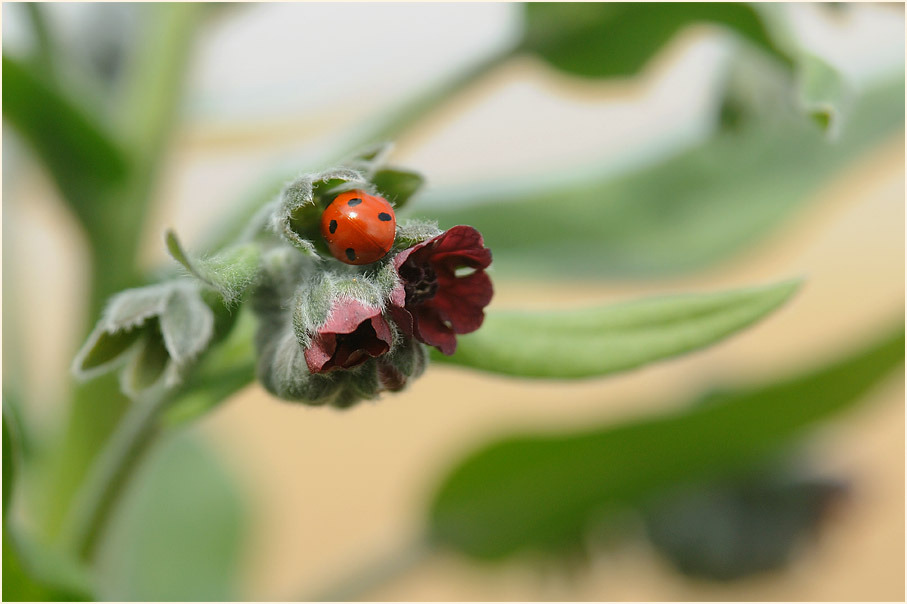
61 388 173 562
308 537 434 602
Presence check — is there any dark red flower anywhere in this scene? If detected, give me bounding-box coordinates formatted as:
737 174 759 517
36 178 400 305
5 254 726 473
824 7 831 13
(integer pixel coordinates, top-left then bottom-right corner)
304 299 393 373
391 225 493 355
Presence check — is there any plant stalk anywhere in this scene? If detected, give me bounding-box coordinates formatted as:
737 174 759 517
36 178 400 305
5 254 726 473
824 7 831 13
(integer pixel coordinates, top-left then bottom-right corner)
61 389 172 562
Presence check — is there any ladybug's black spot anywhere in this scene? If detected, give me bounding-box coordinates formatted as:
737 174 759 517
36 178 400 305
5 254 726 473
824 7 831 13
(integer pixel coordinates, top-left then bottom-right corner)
329 219 338 234
345 248 356 262
347 198 362 207
378 212 392 222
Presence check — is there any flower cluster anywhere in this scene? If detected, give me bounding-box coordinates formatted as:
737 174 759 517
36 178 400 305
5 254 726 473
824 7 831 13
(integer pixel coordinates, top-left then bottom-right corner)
249 147 493 408
72 144 493 409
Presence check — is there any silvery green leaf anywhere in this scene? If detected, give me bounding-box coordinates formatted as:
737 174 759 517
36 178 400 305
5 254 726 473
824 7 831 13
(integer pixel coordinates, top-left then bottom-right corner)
393 219 441 250
438 280 800 378
165 230 261 307
72 283 173 378
159 283 215 370
270 168 370 255
102 283 172 332
72 328 143 377
119 329 172 399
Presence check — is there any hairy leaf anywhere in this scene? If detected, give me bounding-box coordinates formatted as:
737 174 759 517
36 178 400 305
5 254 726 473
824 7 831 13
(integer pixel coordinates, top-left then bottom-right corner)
436 280 799 378
165 230 261 307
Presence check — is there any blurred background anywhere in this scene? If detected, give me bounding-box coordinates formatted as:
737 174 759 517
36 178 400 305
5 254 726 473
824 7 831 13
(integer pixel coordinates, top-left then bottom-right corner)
2 3 904 601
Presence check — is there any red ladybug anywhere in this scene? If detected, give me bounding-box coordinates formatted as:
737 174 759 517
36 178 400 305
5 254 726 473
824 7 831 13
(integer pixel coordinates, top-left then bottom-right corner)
320 190 396 265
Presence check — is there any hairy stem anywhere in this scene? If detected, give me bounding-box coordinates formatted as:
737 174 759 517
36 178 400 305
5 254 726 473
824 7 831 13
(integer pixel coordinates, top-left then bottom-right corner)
61 388 172 562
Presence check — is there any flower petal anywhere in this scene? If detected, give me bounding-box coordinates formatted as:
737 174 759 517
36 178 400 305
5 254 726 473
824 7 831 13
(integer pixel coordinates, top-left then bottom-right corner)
431 270 493 334
412 306 457 355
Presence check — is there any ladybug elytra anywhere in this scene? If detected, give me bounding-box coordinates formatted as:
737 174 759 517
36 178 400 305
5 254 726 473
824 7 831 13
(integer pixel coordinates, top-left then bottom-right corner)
320 190 396 265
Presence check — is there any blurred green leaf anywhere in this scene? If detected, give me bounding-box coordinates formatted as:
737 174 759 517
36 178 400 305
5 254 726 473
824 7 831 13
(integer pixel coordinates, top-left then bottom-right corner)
372 167 425 210
421 77 904 279
798 53 853 138
521 3 792 78
436 280 798 378
428 326 903 559
643 469 846 580
166 230 261 308
97 432 247 601
2 54 128 226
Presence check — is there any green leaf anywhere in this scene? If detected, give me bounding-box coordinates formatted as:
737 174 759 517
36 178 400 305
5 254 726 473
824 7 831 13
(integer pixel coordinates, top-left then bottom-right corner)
119 329 171 398
275 169 369 255
372 167 425 210
72 283 172 379
165 230 261 307
72 328 143 376
436 280 799 379
420 77 904 279
643 469 846 580
97 432 247 601
159 284 215 369
428 326 904 559
798 53 853 138
1 54 128 227
521 3 792 79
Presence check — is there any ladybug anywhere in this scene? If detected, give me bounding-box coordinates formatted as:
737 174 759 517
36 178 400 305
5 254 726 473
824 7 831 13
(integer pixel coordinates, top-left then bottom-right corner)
320 190 396 265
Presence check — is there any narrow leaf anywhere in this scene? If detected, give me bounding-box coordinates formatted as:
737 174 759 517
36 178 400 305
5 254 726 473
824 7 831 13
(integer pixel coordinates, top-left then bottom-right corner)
72 328 143 376
2 55 128 225
436 280 800 378
165 230 261 307
428 327 904 558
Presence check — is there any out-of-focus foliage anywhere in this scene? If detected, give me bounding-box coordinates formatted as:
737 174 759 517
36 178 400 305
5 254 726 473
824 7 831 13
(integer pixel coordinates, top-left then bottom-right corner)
643 467 847 580
437 281 799 378
96 433 247 601
420 77 904 279
428 327 903 559
521 2 791 78
2 55 127 228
